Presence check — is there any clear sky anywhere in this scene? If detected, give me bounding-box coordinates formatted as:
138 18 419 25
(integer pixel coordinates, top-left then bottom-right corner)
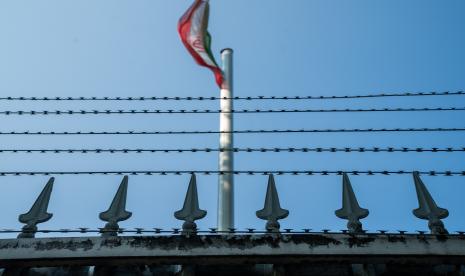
0 0 464 236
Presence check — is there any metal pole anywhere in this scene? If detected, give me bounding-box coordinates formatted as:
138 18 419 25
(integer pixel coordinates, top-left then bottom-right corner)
218 48 234 231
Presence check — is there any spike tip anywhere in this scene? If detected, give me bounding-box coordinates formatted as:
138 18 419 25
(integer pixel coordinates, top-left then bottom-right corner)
99 176 132 237
412 172 448 234
256 175 289 232
174 174 207 233
18 178 54 238
335 173 369 233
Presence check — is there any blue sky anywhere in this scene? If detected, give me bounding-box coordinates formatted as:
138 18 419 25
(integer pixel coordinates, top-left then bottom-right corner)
0 0 464 236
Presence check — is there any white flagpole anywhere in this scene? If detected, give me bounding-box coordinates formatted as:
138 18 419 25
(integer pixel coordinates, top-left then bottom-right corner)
218 48 234 231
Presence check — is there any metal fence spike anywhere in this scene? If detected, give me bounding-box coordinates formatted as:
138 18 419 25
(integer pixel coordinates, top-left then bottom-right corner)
335 173 369 233
256 175 289 232
18 177 54 238
174 174 207 234
99 176 132 237
412 172 449 234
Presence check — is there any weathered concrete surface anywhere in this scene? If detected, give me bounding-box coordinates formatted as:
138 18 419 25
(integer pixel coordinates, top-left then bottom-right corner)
0 234 464 267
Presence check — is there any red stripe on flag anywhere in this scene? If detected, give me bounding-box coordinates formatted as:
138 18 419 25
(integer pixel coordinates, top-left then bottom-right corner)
178 0 224 88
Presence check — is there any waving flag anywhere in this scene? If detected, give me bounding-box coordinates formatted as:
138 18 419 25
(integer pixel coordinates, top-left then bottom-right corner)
178 0 224 88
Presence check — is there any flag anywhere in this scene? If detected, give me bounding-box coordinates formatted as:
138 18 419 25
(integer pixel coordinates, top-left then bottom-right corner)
178 0 224 88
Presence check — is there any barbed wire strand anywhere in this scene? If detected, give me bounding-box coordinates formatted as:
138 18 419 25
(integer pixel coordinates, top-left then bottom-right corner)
0 170 462 176
0 107 463 116
0 91 463 101
0 147 463 154
0 128 463 135
0 228 460 235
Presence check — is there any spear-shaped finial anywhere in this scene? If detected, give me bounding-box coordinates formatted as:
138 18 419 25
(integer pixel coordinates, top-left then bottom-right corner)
412 172 449 234
174 174 207 234
335 173 369 233
99 176 132 237
256 175 289 232
18 177 54 238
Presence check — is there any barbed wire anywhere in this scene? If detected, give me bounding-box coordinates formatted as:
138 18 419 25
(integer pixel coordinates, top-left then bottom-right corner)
0 107 463 116
0 91 462 101
0 228 461 235
0 147 463 154
0 170 462 176
0 128 463 135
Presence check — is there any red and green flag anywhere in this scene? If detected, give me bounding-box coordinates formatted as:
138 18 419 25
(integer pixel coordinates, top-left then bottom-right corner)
178 0 224 88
